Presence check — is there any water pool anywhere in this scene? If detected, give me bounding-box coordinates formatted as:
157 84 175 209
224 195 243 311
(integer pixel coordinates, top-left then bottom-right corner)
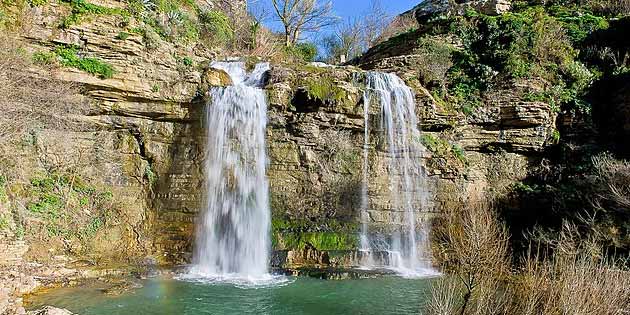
27 275 432 315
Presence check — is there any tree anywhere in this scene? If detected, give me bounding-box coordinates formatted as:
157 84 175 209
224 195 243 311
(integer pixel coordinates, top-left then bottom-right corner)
270 0 337 46
321 19 364 64
362 0 391 48
319 0 393 64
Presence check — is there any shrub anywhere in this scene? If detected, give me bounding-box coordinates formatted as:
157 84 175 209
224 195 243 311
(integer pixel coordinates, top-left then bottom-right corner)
116 31 129 40
0 36 80 144
199 9 234 46
428 204 630 315
54 45 115 79
288 42 318 62
429 200 511 315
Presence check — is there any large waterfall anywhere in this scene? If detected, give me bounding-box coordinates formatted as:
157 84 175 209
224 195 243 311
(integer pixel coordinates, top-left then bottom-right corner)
360 71 438 277
189 62 272 281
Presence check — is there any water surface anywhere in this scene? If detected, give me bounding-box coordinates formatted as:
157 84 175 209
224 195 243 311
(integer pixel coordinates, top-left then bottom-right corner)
27 276 431 315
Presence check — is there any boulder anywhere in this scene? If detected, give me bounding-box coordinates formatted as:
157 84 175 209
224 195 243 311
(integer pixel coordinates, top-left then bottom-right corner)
202 68 233 87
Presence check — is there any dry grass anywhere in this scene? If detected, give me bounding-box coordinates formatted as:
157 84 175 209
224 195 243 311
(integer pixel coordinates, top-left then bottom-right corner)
514 224 630 315
429 200 511 315
428 200 630 315
592 153 630 213
374 14 418 46
0 35 83 144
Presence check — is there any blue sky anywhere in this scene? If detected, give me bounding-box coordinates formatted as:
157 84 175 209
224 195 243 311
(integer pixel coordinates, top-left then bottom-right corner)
252 0 421 38
332 0 419 19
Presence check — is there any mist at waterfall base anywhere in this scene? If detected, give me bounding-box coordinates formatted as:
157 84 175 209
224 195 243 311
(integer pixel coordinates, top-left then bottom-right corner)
183 61 284 285
359 72 440 278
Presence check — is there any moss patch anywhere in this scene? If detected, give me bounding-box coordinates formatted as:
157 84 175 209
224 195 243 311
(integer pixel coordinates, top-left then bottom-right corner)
271 217 359 251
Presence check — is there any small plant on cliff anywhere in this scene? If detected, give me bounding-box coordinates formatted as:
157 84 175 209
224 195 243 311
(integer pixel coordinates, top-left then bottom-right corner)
59 0 129 29
24 171 115 246
32 51 56 65
54 45 115 79
116 31 130 40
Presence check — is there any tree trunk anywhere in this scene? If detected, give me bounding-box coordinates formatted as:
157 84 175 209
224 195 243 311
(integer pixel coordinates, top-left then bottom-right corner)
284 25 291 47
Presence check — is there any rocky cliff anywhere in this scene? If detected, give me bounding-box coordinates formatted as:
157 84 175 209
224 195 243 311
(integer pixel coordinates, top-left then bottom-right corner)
0 0 564 276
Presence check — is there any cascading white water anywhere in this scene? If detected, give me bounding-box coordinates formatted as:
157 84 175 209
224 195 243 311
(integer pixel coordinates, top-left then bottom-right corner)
359 85 374 268
360 71 438 277
189 61 273 281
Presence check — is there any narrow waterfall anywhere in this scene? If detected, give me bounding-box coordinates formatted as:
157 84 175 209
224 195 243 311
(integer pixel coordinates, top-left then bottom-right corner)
190 62 272 281
359 85 374 268
360 71 438 277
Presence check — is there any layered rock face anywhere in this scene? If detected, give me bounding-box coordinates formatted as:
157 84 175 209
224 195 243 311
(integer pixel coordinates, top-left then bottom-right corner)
402 0 511 23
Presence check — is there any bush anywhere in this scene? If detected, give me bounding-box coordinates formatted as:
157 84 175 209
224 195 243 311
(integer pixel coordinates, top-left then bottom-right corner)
32 51 56 65
27 0 47 7
430 200 511 315
288 42 318 62
116 31 129 40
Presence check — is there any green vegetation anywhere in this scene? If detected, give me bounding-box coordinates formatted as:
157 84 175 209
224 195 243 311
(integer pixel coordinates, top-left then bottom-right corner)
0 175 7 202
144 164 157 185
410 3 617 116
271 217 358 250
301 76 347 103
151 84 159 93
116 31 129 40
26 172 114 241
26 0 46 7
198 10 233 45
275 232 357 251
60 0 129 29
0 215 8 230
287 42 318 62
421 134 468 165
53 45 114 79
32 51 56 65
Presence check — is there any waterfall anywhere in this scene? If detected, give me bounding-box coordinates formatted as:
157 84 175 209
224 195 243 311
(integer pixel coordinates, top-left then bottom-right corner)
360 71 438 277
189 61 272 281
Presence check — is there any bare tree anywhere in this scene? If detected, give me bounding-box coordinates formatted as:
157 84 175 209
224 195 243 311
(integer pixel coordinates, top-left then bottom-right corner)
321 19 363 64
270 0 337 46
362 0 391 48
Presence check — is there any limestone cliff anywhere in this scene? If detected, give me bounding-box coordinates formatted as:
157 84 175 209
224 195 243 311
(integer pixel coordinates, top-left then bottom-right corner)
0 0 559 278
